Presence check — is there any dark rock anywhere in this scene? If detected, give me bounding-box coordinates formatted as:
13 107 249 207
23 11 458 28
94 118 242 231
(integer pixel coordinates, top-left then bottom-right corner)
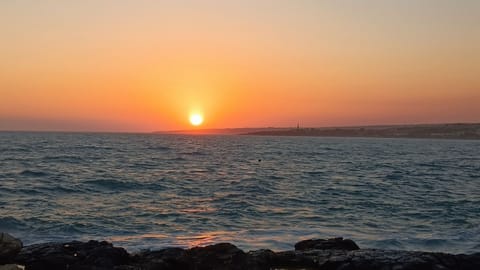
294 249 480 270
456 253 480 270
270 250 318 269
130 243 248 270
15 240 129 270
295 237 360 251
6 238 480 270
132 247 187 270
0 233 22 264
185 243 247 270
245 249 275 269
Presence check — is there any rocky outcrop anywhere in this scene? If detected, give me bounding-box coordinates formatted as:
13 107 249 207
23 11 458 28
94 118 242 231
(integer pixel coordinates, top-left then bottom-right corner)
15 240 129 270
130 247 187 270
185 243 247 269
264 249 480 270
295 237 360 251
7 236 480 270
0 233 22 264
130 244 480 270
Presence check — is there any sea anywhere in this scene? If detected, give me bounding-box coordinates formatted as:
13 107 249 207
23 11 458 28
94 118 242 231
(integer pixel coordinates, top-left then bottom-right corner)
0 132 479 254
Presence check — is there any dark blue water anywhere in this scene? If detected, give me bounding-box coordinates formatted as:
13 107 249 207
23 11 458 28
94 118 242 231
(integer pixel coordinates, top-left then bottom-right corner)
1 132 479 254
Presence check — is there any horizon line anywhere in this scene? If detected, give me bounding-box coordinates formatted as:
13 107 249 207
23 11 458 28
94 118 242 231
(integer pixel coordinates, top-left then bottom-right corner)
1 121 479 134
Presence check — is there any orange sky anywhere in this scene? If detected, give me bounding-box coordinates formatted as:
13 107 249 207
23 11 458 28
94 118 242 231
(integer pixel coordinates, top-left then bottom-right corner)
1 1 479 132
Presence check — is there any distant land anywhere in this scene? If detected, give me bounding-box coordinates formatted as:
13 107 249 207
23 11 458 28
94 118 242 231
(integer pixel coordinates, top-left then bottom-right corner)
159 123 480 140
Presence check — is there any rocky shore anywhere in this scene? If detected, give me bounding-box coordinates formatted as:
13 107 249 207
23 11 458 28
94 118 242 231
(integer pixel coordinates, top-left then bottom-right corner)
1 233 480 270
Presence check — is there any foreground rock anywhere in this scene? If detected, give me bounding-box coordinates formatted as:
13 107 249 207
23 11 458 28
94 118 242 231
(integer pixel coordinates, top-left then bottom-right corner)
295 237 360 251
15 240 129 270
8 237 480 270
0 233 22 264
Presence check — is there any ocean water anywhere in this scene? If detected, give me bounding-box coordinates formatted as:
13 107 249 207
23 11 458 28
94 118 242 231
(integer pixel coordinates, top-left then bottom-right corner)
0 132 479 254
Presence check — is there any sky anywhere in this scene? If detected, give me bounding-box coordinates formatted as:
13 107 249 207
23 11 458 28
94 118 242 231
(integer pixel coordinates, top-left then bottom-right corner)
1 0 479 132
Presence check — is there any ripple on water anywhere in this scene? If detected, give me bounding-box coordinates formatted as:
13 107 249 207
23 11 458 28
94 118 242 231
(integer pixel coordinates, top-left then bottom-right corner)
0 217 28 231
19 170 48 177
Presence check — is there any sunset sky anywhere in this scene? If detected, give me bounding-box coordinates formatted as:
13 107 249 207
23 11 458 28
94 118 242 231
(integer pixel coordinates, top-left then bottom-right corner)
1 0 479 132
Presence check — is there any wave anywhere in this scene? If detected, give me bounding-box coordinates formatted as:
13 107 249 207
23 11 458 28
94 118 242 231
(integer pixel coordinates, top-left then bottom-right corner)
370 239 405 250
0 217 28 231
169 157 187 161
385 173 403 180
422 238 449 247
0 146 31 152
45 222 87 234
40 185 79 194
72 145 114 150
84 179 139 190
42 155 85 163
129 163 159 170
305 171 325 176
147 146 171 151
19 170 48 177
83 179 165 191
181 151 207 156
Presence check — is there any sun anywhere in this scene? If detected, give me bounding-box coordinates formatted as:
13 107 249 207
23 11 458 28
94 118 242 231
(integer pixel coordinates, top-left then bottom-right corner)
189 113 204 126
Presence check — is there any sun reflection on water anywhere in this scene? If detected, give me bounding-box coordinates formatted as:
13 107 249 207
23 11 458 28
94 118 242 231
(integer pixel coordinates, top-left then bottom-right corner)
109 231 234 249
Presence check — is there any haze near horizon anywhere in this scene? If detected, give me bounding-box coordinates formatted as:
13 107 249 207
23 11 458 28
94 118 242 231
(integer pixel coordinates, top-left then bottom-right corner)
1 0 479 132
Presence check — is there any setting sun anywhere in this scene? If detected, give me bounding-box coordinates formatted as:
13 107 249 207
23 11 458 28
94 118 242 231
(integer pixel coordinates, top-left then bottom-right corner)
189 114 204 126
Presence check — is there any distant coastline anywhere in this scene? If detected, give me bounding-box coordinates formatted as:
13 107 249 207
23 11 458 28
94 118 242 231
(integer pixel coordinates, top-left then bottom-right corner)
159 123 480 140
243 123 480 140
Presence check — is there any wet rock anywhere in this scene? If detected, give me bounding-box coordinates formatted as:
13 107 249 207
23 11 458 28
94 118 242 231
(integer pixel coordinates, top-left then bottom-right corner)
294 249 480 270
245 249 275 269
130 243 248 270
295 237 360 251
185 243 247 270
0 233 22 264
132 247 187 270
15 240 129 270
270 250 318 269
456 253 480 270
6 238 480 270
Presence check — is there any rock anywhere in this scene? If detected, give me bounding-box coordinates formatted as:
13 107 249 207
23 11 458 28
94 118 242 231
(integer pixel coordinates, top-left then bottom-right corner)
245 249 275 269
15 240 129 270
0 265 24 270
132 243 248 270
6 238 480 270
185 243 247 270
132 247 187 270
291 249 480 270
270 250 318 269
295 237 360 251
0 233 22 264
456 253 480 270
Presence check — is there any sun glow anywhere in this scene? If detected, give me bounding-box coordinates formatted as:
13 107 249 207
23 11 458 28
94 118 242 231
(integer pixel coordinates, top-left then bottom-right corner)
189 114 204 126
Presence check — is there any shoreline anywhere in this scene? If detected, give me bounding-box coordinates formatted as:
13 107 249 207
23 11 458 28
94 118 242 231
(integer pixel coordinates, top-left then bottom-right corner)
2 234 480 270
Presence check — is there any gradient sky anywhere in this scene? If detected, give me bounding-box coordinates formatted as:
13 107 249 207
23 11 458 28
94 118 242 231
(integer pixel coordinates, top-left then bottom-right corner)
1 0 479 132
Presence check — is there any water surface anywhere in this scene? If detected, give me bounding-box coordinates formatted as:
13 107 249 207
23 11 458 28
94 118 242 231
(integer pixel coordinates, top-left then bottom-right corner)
0 132 479 253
